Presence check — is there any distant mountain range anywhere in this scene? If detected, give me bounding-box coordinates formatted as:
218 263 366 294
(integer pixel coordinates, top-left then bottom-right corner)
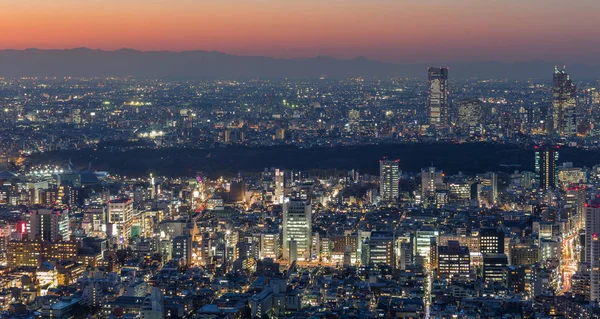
0 48 599 79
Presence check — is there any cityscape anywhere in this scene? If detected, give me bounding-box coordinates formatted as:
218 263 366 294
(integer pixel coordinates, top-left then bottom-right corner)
2 1 600 319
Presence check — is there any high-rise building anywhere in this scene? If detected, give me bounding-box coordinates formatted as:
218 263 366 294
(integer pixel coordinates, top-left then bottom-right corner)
421 167 444 200
437 241 470 279
368 232 394 266
259 231 280 260
415 228 439 265
7 240 43 267
282 199 312 261
565 186 586 227
535 145 559 190
550 67 577 136
428 67 449 128
332 232 358 265
262 168 284 204
477 172 498 205
482 253 508 283
108 198 133 247
510 244 540 265
379 159 400 202
172 234 192 265
457 99 483 135
585 201 600 301
29 208 70 242
479 228 505 255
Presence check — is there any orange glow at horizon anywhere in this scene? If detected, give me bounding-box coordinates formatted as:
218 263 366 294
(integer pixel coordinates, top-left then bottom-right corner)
1 0 599 62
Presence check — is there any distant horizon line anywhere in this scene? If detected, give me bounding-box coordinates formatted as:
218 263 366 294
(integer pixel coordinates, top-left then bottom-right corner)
0 47 593 66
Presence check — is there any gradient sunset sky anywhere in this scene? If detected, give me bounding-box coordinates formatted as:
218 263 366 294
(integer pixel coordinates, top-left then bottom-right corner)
1 0 598 63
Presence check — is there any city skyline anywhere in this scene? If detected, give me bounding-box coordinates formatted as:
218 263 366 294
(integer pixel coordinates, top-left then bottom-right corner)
2 0 600 63
2 1 600 317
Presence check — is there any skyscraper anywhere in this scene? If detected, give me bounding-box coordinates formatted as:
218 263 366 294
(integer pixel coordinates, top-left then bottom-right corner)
551 67 577 136
379 159 400 202
477 172 498 204
586 201 600 301
428 67 449 128
457 99 483 135
29 208 70 242
108 198 133 247
437 241 470 279
535 145 559 190
282 199 312 261
172 234 192 265
421 167 444 200
259 231 280 260
367 232 395 266
479 228 505 254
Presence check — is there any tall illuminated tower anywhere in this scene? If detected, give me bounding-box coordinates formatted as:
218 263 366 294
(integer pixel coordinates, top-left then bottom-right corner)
379 159 400 202
428 67 449 128
108 198 133 247
585 201 600 301
150 173 155 200
282 199 312 261
457 99 483 135
551 66 577 136
535 145 559 190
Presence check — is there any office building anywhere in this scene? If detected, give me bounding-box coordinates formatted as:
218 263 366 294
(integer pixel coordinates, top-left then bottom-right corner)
586 201 600 301
558 163 586 187
259 231 280 260
482 253 508 283
7 240 78 268
448 182 471 202
172 234 192 265
108 198 134 247
437 241 470 279
29 208 70 242
262 168 284 204
368 232 394 266
477 172 498 205
332 233 358 266
457 99 483 135
282 199 312 261
510 244 540 266
7 239 43 267
421 167 444 202
428 67 449 128
535 145 559 190
551 67 577 136
479 228 504 255
274 169 284 204
379 159 400 202
415 228 439 265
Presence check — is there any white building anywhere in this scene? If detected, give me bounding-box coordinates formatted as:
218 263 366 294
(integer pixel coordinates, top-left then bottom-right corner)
141 288 165 319
108 198 133 246
282 199 312 261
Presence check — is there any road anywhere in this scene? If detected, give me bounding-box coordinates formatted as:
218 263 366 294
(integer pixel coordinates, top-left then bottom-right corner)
424 266 432 319
560 231 580 294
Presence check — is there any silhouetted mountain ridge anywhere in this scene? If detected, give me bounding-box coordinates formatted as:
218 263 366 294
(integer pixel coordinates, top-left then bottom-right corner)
1 48 598 79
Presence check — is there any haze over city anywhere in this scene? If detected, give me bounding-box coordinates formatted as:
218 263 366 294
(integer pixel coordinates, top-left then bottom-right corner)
2 0 600 63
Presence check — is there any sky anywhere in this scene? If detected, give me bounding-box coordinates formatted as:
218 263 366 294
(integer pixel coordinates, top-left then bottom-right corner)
1 0 599 63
